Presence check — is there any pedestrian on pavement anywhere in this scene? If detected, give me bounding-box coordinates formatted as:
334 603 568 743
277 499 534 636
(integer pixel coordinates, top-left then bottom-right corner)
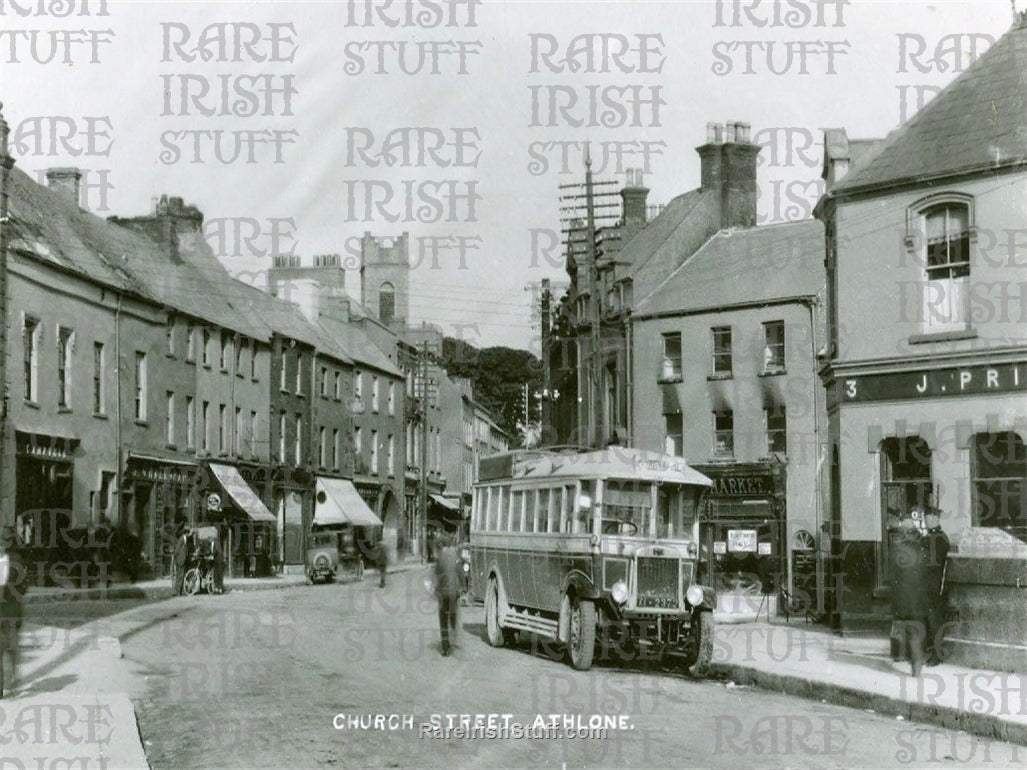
887 505 948 675
376 539 388 589
211 525 226 594
433 531 463 657
0 527 26 697
172 524 189 596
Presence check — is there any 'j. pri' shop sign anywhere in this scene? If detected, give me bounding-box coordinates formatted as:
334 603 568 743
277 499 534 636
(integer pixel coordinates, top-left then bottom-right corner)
840 361 1027 403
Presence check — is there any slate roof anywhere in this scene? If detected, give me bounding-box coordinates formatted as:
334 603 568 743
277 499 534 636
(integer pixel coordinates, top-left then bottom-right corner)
316 314 403 378
634 219 824 317
618 189 721 305
833 20 1027 193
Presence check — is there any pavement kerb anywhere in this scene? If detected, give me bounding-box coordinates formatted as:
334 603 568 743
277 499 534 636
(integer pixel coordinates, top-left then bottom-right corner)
711 662 1027 747
21 560 427 604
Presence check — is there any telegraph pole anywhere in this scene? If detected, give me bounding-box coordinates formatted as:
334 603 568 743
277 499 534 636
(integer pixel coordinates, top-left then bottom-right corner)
557 146 619 449
0 104 14 529
418 339 429 562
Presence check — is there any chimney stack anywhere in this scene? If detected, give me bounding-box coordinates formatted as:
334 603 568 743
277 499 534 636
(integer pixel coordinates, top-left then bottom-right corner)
620 167 650 230
46 167 82 208
696 118 761 230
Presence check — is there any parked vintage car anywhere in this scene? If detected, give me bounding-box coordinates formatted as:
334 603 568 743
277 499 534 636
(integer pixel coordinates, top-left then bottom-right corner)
306 531 339 584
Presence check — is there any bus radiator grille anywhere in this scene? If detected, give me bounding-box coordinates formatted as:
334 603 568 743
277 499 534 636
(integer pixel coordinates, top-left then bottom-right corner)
636 557 679 609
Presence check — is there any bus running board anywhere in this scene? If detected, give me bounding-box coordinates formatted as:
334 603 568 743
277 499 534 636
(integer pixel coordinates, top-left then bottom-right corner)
502 608 559 639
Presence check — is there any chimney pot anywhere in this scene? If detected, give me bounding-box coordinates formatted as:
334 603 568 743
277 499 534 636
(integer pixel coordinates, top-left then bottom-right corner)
706 122 717 143
714 123 724 143
725 123 737 143
46 167 83 208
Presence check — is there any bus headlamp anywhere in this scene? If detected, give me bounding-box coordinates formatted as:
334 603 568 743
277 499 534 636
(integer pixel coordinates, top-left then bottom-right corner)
686 585 705 607
611 580 628 604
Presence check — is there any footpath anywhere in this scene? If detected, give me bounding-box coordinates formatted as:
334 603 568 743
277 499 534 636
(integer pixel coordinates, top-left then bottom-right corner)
1 559 424 769
711 616 1027 747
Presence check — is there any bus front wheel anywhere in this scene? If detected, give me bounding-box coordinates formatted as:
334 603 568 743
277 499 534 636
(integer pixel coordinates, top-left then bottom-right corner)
485 577 507 647
567 597 596 671
682 610 713 678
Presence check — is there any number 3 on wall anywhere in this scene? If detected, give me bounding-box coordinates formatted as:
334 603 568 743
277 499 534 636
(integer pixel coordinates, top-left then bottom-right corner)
844 380 857 399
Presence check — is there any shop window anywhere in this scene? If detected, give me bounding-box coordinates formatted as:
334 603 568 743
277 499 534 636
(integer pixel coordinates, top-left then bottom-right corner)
766 406 786 455
665 414 683 457
23 316 39 402
879 436 933 586
660 332 681 381
712 326 732 377
714 410 733 457
911 197 973 334
57 326 73 408
763 320 785 373
972 432 1027 540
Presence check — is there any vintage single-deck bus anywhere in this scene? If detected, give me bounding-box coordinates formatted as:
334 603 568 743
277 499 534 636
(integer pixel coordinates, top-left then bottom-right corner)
469 446 716 675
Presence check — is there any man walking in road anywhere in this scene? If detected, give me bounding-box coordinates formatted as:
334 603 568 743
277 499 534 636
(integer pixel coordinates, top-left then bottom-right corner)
433 532 463 656
172 524 189 596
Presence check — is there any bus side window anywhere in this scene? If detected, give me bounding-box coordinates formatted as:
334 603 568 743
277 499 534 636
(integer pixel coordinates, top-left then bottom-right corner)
547 488 558 533
510 490 524 532
486 486 498 531
523 490 536 533
531 490 545 533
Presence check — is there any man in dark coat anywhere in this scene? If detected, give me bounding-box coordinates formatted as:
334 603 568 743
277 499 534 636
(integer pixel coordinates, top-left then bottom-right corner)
375 539 388 589
172 525 190 596
433 533 463 656
212 528 226 594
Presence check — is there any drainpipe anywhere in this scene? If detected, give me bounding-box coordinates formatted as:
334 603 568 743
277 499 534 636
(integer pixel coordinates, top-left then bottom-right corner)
805 296 825 615
115 294 123 533
0 104 13 529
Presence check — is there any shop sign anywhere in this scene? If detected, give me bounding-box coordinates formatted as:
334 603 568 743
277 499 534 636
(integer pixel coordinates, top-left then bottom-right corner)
728 529 757 553
758 542 772 555
712 474 774 498
841 361 1027 403
206 493 222 512
713 541 726 555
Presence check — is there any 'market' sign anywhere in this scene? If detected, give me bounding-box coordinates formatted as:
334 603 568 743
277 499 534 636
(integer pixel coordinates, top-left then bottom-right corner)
840 362 1027 403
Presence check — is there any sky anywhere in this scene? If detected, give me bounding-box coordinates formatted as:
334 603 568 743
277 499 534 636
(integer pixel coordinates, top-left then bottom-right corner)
0 0 1019 355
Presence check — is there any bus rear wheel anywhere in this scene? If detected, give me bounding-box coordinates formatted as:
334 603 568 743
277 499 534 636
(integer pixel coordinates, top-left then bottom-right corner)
567 597 596 671
682 610 713 678
484 577 508 647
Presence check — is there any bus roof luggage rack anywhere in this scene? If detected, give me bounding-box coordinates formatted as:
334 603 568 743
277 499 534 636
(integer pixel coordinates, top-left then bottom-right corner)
477 447 589 483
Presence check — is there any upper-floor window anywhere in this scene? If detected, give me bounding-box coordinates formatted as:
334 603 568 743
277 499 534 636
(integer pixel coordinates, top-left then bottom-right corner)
712 326 732 376
911 197 973 334
279 351 288 391
332 428 340 471
220 331 231 372
763 320 785 373
166 392 176 446
334 371 342 400
185 323 195 362
766 406 787 455
387 382 395 415
370 429 379 474
186 396 195 449
250 342 258 380
319 426 327 468
134 352 148 421
661 332 681 381
387 434 395 476
714 410 733 457
235 407 244 455
665 414 683 457
23 315 40 402
235 337 245 376
355 370 363 400
201 328 212 367
319 366 329 398
92 342 105 415
294 413 303 464
57 326 74 408
202 401 211 452
166 317 175 357
279 412 287 462
218 404 227 453
371 376 380 413
295 353 303 395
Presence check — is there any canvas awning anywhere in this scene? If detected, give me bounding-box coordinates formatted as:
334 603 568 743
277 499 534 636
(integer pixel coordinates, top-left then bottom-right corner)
314 477 383 527
429 494 461 512
208 463 276 523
